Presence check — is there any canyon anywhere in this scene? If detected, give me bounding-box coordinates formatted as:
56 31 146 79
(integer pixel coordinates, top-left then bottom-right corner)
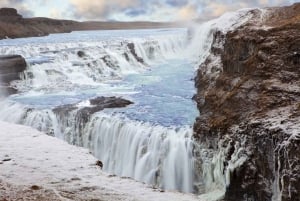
0 3 299 201
193 3 300 201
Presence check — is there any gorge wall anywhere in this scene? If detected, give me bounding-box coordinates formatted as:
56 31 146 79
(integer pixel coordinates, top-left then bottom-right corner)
193 3 300 201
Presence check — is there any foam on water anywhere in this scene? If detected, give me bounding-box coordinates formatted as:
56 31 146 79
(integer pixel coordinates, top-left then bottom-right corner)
0 28 199 193
0 8 258 199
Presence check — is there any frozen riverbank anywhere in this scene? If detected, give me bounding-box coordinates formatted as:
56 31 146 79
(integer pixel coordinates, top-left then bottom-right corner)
0 121 198 201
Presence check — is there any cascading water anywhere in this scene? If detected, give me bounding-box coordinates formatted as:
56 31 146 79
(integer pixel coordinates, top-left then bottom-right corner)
0 28 199 193
84 114 195 192
0 8 258 199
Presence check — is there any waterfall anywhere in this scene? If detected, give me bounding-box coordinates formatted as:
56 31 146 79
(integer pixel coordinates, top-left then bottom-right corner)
84 113 195 192
0 28 199 192
0 101 197 193
2 31 186 93
0 8 260 198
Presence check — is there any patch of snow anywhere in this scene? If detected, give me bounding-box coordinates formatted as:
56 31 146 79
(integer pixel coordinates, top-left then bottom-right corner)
0 121 199 201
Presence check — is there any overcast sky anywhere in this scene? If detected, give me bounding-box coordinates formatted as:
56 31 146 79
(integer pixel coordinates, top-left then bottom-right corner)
0 0 298 21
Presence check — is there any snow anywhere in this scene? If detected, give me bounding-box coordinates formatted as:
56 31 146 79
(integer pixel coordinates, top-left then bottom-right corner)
0 121 199 201
261 105 300 143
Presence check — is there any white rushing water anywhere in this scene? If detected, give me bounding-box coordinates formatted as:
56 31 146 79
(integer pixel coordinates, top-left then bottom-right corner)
0 8 258 199
0 28 199 193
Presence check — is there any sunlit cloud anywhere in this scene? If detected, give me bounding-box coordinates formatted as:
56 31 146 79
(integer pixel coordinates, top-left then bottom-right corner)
69 0 138 20
178 5 198 20
0 0 298 21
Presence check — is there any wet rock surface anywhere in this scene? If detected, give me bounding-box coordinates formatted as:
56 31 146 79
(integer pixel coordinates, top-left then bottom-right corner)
127 43 145 63
51 96 133 145
53 96 133 135
53 96 133 122
76 97 133 125
0 55 26 96
193 3 300 201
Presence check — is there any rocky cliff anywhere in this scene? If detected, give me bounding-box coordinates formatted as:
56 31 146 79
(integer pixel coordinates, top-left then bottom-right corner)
0 8 78 38
0 8 178 39
193 3 300 201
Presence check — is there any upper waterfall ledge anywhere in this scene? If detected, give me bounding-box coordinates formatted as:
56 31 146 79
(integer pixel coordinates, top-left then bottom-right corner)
0 121 198 201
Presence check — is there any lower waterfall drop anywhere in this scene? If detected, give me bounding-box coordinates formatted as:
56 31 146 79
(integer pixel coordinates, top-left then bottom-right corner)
83 113 196 193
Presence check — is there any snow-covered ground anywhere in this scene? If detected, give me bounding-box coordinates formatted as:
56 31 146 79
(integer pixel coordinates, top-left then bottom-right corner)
0 121 199 201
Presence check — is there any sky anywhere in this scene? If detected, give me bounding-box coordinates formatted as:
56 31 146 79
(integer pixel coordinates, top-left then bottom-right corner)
0 0 299 22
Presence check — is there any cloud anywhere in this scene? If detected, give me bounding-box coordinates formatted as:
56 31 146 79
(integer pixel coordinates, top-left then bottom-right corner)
125 8 147 17
178 5 198 20
204 2 249 18
0 0 297 22
69 0 138 20
259 0 269 5
165 0 189 7
49 8 63 19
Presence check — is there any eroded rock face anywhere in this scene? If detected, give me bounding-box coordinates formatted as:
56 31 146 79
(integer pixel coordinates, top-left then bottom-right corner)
193 3 300 201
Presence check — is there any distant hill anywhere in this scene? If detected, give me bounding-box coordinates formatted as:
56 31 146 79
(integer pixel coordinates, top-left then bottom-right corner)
0 8 182 39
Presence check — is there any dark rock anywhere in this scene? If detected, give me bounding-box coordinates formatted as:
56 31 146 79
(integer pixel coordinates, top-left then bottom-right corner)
52 104 78 115
89 96 133 107
127 43 144 63
30 185 41 190
76 96 133 125
77 51 86 58
0 8 21 17
95 160 103 169
0 8 22 22
101 55 119 69
0 55 27 76
123 53 130 61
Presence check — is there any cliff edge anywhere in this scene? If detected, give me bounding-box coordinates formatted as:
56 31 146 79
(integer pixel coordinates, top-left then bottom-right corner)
0 8 78 39
193 3 300 201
